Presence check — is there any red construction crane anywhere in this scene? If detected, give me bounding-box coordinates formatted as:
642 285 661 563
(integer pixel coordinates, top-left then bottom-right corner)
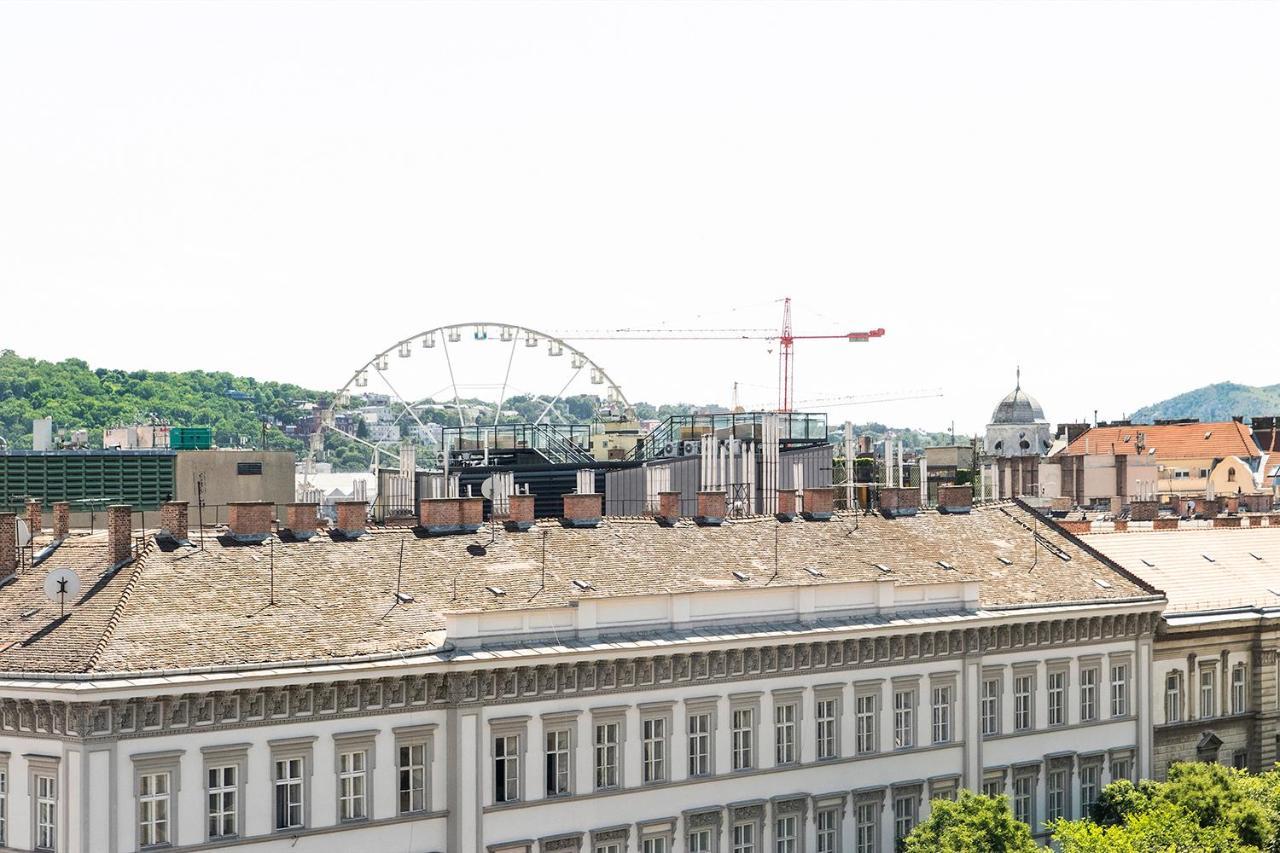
775 297 885 412
558 297 885 413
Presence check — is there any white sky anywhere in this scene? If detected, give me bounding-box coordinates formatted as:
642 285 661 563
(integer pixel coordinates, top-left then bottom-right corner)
2 1 1277 435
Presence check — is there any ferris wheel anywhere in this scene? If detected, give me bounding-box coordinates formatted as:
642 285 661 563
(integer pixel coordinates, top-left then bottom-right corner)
314 322 630 464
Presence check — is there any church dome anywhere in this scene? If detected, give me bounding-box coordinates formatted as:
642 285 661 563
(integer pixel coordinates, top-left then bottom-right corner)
990 372 1046 424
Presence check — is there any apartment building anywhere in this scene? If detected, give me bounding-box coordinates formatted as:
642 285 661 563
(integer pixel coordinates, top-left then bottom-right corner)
0 492 1163 852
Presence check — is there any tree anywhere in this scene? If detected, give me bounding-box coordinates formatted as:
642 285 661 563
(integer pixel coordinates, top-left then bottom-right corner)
903 792 1036 853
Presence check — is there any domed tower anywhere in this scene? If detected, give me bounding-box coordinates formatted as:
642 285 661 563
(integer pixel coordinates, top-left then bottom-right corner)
985 368 1052 458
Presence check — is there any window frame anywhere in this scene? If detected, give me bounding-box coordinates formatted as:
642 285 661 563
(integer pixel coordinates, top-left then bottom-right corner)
930 677 955 744
1165 670 1184 724
1079 756 1104 817
1012 764 1039 827
29 755 58 853
891 678 916 750
729 694 761 772
591 707 626 791
772 690 801 767
853 790 883 853
1013 668 1035 732
682 807 723 853
268 736 315 832
332 730 376 823
131 749 182 849
685 698 718 779
1199 664 1217 719
855 681 882 755
1232 663 1248 715
814 686 842 761
639 703 673 785
1045 757 1072 824
1079 659 1101 723
980 670 1002 737
637 817 676 853
891 784 920 843
201 742 248 842
811 792 846 853
490 716 528 805
1047 663 1069 728
1110 654 1132 718
393 722 436 815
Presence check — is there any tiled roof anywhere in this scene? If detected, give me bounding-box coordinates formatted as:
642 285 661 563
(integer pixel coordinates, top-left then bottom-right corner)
1063 420 1260 460
1087 526 1280 615
0 503 1157 676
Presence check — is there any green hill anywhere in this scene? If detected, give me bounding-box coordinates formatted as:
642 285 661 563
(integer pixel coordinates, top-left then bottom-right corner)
0 350 958 470
1130 382 1280 424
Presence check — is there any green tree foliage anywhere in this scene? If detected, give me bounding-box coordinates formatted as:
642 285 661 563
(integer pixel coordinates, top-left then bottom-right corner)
1130 381 1280 424
1054 763 1279 853
903 792 1037 853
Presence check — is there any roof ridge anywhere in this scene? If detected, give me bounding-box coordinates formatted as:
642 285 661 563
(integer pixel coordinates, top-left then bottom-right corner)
85 537 154 672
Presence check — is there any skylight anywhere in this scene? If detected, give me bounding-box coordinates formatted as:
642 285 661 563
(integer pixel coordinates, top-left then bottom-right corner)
937 560 956 571
485 586 506 597
875 563 891 573
572 579 596 591
732 571 749 582
1093 578 1113 589
997 556 1013 566
804 566 825 578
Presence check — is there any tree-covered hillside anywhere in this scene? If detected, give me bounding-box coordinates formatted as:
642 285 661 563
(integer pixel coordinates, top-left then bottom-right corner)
1130 382 1280 423
0 351 961 471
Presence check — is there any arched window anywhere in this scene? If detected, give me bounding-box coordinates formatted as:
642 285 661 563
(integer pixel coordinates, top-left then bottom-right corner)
1019 440 1031 451
1228 467 1237 483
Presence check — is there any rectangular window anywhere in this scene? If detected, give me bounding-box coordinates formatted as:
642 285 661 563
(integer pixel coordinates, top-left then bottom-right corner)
893 792 917 841
643 838 668 853
1166 672 1183 723
597 844 622 853
337 750 367 821
775 815 799 853
1047 768 1067 822
1048 670 1066 727
894 688 914 749
857 693 879 754
138 771 170 848
208 765 238 838
274 758 304 829
775 703 797 765
545 729 571 796
1080 763 1100 815
398 742 427 814
642 717 667 783
1111 662 1130 717
1200 667 1216 718
816 697 838 760
1233 665 1247 715
494 734 520 803
688 712 712 777
35 774 56 851
1080 666 1099 722
982 774 1004 798
236 461 263 475
816 807 839 853
594 722 620 789
931 685 952 744
1233 750 1248 770
732 708 754 771
1111 755 1132 783
1013 773 1035 825
981 678 1000 736
689 829 713 853
732 821 756 853
1013 673 1033 731
855 800 878 853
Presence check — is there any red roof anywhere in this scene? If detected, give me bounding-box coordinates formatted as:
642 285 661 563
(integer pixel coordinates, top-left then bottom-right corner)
1063 421 1261 460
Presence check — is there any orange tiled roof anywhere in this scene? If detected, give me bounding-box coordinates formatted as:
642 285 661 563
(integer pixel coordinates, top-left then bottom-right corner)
1063 421 1261 460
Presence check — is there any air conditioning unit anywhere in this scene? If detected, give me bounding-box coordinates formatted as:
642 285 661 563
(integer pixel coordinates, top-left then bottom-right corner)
681 440 700 456
661 442 677 458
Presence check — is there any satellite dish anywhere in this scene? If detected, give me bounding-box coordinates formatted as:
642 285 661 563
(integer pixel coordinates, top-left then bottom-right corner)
16 518 31 548
480 477 494 501
43 568 81 614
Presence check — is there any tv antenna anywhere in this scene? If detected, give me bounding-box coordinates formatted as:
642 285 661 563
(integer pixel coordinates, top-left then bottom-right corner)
43 568 81 618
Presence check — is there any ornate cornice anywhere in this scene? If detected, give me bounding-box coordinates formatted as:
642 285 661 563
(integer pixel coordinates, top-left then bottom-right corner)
0 610 1156 742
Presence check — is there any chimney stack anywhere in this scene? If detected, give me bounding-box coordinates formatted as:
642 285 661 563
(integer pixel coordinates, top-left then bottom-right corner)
334 501 368 535
53 501 70 539
417 496 483 536
776 489 798 521
160 501 189 541
0 512 15 577
801 487 835 521
877 487 919 518
562 492 603 528
936 485 973 515
695 491 727 526
108 504 133 564
226 501 272 543
655 491 681 525
26 498 42 537
502 493 535 531
283 503 318 540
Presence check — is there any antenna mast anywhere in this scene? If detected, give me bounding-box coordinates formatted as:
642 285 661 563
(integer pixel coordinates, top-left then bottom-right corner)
778 298 794 412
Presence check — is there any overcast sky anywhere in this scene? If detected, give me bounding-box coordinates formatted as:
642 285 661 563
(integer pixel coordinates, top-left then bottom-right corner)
2 1 1277 434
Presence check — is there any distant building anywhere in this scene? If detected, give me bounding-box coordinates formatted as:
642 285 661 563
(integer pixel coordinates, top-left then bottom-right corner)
983 371 1052 498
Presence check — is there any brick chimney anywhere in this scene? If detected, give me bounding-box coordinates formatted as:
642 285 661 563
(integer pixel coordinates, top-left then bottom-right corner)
802 487 835 521
695 491 726 526
418 497 484 536
283 503 318 540
1129 500 1158 522
53 501 70 539
655 491 681 524
227 501 272 542
776 489 798 520
26 498 42 536
562 492 603 528
937 485 973 514
108 504 133 564
459 496 483 529
0 512 15 577
335 501 368 533
160 501 189 540
502 493 535 531
878 486 919 518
